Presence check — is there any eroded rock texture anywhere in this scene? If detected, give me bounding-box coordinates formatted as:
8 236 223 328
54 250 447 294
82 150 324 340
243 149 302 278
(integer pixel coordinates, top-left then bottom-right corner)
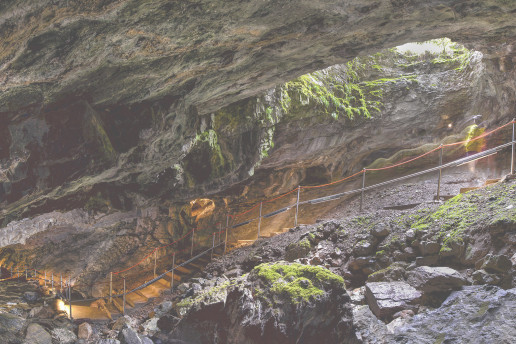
0 0 516 227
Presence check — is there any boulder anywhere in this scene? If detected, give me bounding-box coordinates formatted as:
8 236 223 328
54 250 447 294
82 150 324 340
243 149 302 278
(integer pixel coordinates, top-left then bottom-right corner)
154 301 173 317
352 305 392 343
419 241 440 256
98 340 121 344
407 266 467 293
365 282 422 321
142 317 159 335
353 240 375 256
472 269 501 285
24 323 52 344
476 254 512 274
0 313 25 343
51 328 77 344
371 224 390 238
23 291 40 303
78 322 93 340
392 286 516 343
119 327 142 344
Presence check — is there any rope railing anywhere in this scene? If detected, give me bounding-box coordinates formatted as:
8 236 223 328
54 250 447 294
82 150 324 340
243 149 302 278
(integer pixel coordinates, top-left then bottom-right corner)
2 119 514 320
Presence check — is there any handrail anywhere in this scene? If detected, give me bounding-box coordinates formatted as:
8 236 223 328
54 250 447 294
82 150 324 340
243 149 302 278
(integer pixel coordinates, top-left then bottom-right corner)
3 119 514 320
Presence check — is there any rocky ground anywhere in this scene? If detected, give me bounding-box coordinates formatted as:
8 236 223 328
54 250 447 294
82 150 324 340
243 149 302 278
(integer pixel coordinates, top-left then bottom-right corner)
25 172 507 344
1 170 515 343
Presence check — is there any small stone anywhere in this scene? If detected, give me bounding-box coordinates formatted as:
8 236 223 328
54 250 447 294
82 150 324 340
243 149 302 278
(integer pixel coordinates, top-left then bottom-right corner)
472 269 501 285
78 322 93 340
354 240 375 256
119 327 142 344
371 224 390 238
415 256 439 266
23 291 40 303
154 301 173 317
477 254 512 274
98 339 121 344
419 241 440 255
142 317 159 335
177 283 189 293
24 323 52 344
51 328 77 344
393 309 415 319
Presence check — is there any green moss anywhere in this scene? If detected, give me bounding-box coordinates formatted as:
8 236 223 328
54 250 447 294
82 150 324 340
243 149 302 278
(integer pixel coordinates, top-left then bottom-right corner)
280 61 383 120
410 183 516 250
192 129 227 178
253 262 344 303
84 192 109 213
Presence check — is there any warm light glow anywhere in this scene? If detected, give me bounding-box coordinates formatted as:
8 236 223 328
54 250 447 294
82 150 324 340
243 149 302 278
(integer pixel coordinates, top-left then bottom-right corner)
448 123 453 128
190 198 216 219
56 299 69 315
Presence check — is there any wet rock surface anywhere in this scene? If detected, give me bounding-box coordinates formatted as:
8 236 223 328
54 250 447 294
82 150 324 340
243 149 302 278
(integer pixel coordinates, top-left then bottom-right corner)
365 282 422 321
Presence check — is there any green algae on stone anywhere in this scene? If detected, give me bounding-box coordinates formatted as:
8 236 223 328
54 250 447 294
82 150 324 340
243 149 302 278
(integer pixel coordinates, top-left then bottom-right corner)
253 262 344 303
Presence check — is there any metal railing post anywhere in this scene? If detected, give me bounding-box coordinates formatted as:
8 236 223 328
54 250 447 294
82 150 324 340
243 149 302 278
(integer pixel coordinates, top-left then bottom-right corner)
170 253 175 290
258 202 262 238
191 229 195 257
211 233 215 260
437 144 443 201
224 215 229 255
122 278 126 315
68 276 72 320
154 250 157 278
44 271 47 287
51 273 54 291
109 272 113 304
25 269 27 280
294 186 300 226
511 118 515 175
360 169 366 212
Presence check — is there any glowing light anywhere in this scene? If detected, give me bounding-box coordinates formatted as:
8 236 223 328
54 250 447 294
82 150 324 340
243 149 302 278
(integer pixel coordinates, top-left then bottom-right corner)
56 299 69 316
448 123 453 128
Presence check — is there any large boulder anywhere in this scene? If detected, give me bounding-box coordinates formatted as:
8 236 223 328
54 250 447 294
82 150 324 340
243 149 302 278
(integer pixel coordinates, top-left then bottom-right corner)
476 254 512 274
407 266 467 293
170 262 356 343
0 313 25 344
392 286 516 343
365 282 422 321
24 323 52 344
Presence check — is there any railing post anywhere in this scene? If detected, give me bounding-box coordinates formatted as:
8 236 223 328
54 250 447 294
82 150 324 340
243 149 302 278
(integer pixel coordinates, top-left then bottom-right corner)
122 277 126 315
294 186 300 226
51 273 54 292
109 272 113 304
25 269 27 280
153 250 157 278
511 118 515 175
258 202 263 239
170 253 175 290
437 144 443 201
60 273 63 292
191 229 195 257
44 271 47 287
360 168 366 212
211 233 215 260
224 215 229 255
68 276 72 320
